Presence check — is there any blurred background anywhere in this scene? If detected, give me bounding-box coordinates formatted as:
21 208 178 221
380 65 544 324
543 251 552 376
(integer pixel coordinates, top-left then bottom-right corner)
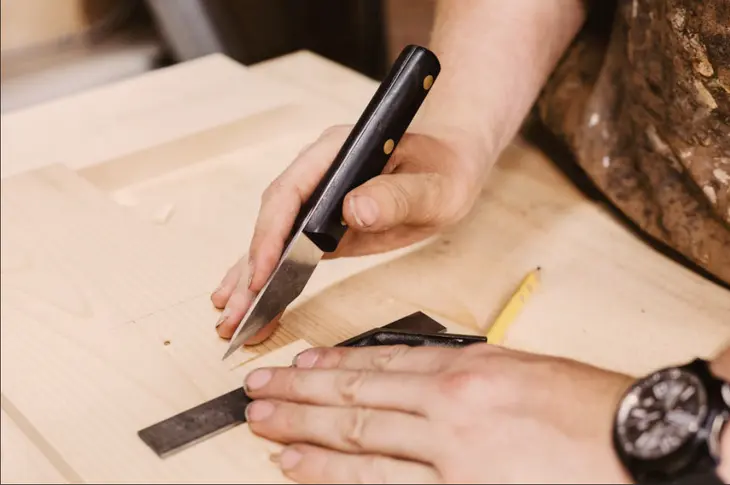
0 0 436 113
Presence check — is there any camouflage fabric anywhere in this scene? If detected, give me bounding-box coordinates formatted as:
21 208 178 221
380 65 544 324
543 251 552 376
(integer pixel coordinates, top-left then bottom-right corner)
537 0 730 286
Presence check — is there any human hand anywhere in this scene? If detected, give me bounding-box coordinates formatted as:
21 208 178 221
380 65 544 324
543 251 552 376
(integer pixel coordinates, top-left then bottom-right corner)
242 343 634 484
211 125 489 342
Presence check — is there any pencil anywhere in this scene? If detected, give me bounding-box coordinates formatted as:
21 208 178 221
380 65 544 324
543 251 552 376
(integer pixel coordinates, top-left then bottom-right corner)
486 266 541 344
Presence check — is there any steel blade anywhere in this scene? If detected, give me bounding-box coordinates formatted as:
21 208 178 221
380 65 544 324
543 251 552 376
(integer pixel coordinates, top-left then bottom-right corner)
222 231 324 360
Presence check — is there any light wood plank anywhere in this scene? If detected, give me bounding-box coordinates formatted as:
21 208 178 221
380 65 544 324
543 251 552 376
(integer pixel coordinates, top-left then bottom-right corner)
101 133 730 376
2 257 311 483
3 51 729 485
0 53 312 179
0 165 233 325
0 408 69 484
96 103 434 314
250 50 378 110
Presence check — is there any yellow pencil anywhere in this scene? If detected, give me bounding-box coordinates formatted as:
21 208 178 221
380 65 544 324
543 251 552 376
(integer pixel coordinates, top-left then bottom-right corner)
486 266 542 344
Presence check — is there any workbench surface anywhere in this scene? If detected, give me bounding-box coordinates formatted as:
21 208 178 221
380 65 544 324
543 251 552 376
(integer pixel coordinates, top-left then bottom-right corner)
1 52 728 484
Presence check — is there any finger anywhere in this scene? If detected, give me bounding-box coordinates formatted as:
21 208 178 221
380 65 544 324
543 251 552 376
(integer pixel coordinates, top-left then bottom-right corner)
342 172 462 232
241 311 283 346
247 401 438 462
214 279 256 338
248 127 350 292
293 345 457 373
210 256 246 309
215 287 283 344
243 367 437 415
275 444 439 485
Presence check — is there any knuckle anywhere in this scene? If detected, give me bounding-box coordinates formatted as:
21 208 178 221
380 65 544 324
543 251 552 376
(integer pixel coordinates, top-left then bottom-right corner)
385 180 412 221
283 371 310 399
261 177 286 202
441 174 474 223
279 402 304 431
419 172 445 224
474 356 522 404
336 370 369 404
226 289 249 309
341 407 372 450
437 370 491 403
321 124 349 139
315 349 344 368
296 141 314 157
371 345 410 370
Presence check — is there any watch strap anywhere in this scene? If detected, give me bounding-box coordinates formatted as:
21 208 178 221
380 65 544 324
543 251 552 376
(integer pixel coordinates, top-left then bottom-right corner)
638 469 725 485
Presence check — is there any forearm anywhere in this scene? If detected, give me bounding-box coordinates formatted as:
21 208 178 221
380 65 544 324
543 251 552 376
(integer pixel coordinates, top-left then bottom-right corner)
415 0 587 164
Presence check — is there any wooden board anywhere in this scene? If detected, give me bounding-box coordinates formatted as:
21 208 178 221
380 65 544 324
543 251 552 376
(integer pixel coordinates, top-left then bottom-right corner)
0 53 315 180
90 129 730 376
2 51 729 484
0 163 476 483
0 408 70 484
250 50 380 111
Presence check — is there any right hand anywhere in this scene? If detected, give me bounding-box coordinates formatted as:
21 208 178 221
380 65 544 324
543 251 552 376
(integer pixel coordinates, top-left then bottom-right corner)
211 124 490 342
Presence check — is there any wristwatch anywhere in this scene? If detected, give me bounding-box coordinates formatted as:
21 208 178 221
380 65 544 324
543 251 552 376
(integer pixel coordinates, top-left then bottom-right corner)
612 358 730 483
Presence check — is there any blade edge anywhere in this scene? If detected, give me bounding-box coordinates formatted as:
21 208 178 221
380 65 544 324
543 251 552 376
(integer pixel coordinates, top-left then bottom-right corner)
223 232 323 359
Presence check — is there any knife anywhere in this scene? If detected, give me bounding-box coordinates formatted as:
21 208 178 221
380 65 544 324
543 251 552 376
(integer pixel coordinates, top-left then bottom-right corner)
222 45 441 360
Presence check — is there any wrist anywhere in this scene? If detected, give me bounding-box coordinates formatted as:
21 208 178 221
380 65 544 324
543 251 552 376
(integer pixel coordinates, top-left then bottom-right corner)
409 116 498 176
612 355 730 483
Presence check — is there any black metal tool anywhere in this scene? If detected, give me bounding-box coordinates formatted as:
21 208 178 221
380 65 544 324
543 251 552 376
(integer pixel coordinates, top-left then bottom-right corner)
223 45 442 360
138 312 487 457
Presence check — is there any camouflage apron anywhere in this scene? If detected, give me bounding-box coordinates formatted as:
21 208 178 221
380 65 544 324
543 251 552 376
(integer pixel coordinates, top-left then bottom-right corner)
535 0 730 287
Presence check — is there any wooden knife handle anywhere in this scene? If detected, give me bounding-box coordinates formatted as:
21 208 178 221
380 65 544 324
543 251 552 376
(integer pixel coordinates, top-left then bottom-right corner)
299 45 441 252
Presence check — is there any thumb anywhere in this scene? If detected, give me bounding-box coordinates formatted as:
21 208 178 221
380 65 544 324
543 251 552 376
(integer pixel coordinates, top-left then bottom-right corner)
342 172 457 232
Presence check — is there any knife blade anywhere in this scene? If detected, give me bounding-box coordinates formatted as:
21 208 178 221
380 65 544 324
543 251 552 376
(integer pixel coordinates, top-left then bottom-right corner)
223 45 441 360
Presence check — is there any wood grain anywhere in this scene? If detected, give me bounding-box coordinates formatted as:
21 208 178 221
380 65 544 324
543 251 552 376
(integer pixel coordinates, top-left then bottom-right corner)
0 408 70 484
250 50 379 110
99 54 730 376
2 51 729 484
0 54 312 180
0 165 233 325
2 254 311 483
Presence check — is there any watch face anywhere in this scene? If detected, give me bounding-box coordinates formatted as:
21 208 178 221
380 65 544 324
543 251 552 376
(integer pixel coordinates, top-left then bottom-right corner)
616 368 707 460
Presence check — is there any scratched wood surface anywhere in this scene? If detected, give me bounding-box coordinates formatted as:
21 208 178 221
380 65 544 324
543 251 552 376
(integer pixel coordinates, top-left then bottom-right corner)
1 51 729 483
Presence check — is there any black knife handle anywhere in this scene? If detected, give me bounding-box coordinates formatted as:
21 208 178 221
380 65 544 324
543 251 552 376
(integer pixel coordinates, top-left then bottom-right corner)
299 45 441 252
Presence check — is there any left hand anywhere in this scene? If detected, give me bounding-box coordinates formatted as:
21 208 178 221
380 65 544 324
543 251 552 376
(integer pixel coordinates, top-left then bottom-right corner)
242 342 635 484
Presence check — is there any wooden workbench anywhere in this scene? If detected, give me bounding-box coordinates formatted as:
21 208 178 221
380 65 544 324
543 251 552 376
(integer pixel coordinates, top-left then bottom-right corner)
2 51 728 484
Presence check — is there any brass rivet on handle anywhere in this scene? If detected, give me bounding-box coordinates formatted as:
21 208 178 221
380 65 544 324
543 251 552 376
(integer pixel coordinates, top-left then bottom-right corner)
423 75 434 90
383 139 395 155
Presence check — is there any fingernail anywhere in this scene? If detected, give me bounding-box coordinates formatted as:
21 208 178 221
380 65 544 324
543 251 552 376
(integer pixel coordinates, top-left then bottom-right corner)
215 307 231 328
245 400 274 422
247 259 255 288
279 448 302 470
244 369 272 391
293 349 319 368
350 196 379 227
212 284 223 295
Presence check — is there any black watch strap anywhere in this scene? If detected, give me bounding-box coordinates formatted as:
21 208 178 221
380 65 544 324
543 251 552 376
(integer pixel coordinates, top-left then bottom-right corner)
637 469 725 485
